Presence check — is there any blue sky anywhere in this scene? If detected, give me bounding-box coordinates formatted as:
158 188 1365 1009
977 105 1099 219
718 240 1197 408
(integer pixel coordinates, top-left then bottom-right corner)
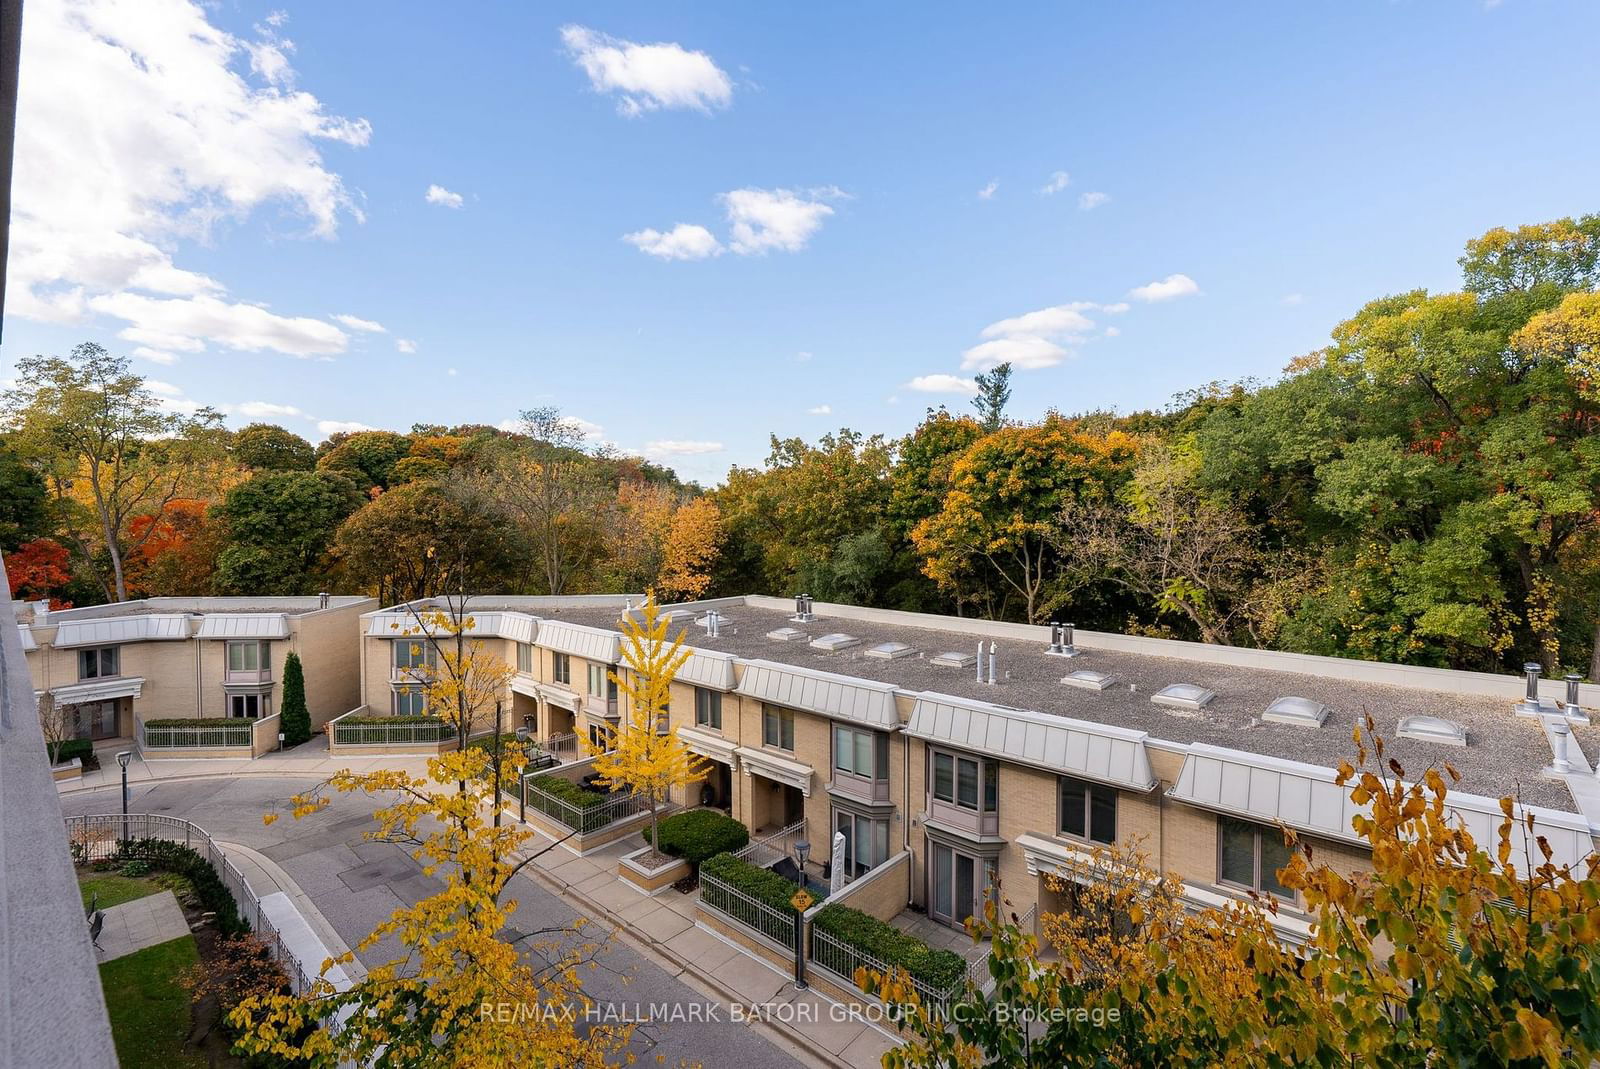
5 1 1599 484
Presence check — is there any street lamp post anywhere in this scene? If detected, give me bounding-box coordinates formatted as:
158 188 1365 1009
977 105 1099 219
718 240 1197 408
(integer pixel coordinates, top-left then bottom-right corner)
792 840 812 991
116 751 132 841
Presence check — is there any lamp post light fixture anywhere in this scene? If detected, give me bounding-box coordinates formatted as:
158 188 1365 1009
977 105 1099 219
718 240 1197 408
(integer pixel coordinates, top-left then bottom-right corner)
791 839 814 992
116 751 133 840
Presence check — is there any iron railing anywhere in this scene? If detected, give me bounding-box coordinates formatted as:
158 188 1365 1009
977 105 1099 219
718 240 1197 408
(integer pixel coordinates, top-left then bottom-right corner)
519 778 652 835
699 869 797 950
64 814 313 993
142 718 252 749
331 717 446 747
810 923 964 1011
543 732 580 761
736 818 808 868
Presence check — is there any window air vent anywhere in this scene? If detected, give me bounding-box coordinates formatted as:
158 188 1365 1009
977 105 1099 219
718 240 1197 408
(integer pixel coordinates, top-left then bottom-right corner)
1397 715 1467 747
864 641 917 660
810 633 861 652
930 651 977 669
1262 696 1329 728
1151 683 1216 711
1062 670 1118 692
766 627 809 642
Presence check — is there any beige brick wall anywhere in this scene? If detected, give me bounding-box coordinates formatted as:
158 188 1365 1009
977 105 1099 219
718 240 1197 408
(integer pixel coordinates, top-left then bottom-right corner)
285 600 375 728
828 850 910 922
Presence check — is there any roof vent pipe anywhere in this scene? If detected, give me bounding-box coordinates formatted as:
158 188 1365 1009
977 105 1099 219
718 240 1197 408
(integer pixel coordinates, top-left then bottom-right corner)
1048 620 1061 653
1516 662 1550 714
1063 623 1077 656
319 591 329 609
1549 717 1572 775
975 642 984 684
987 641 997 685
1565 674 1585 717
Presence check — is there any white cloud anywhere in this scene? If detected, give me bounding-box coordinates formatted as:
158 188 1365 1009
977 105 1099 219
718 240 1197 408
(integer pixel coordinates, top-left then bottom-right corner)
977 180 998 200
89 291 349 358
960 335 1067 371
1040 171 1070 195
396 338 418 354
1129 273 1200 302
425 184 464 209
979 304 1097 340
144 379 183 397
906 374 979 395
644 440 725 457
958 299 1132 372
1104 325 1121 338
331 313 386 333
623 223 722 260
233 400 305 419
560 25 733 117
807 404 831 415
317 419 375 436
10 0 370 358
1078 191 1110 211
1281 292 1305 306
132 346 179 365
721 188 838 255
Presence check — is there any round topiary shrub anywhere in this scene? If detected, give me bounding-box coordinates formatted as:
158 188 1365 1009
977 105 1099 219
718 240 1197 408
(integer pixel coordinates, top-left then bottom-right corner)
643 809 750 868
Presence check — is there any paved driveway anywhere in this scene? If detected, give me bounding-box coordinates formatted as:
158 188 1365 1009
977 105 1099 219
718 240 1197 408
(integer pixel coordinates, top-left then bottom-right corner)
61 775 809 1068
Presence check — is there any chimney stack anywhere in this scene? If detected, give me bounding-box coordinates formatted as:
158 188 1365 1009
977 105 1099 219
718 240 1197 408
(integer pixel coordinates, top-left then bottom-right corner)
318 591 329 609
1515 662 1550 715
1046 620 1081 658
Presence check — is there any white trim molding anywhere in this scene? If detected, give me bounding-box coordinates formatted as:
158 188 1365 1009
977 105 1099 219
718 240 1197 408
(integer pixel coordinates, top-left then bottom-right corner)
736 745 814 796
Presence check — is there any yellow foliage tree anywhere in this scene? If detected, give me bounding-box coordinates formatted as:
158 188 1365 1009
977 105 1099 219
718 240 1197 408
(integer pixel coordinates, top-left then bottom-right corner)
586 596 709 857
233 749 631 1066
657 497 724 601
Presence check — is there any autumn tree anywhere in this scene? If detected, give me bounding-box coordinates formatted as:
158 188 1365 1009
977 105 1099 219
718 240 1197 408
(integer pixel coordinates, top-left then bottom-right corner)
5 537 72 604
233 423 314 472
2 343 225 600
868 729 1600 1068
315 429 413 493
656 496 724 600
234 748 630 1065
486 407 614 595
587 598 708 858
603 480 678 591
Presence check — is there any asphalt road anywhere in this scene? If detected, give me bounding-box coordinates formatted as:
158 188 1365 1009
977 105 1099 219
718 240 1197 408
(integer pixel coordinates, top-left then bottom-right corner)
61 774 807 1068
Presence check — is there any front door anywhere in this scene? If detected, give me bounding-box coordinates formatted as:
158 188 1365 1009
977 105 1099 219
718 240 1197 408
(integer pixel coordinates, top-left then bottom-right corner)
70 700 118 740
929 843 984 928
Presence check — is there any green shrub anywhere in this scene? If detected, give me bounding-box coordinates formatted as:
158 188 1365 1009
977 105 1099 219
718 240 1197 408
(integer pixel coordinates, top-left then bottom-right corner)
118 859 151 878
113 838 245 935
812 903 966 991
142 717 240 727
525 774 629 833
643 810 749 867
699 852 802 913
47 737 98 770
279 652 311 746
338 715 442 726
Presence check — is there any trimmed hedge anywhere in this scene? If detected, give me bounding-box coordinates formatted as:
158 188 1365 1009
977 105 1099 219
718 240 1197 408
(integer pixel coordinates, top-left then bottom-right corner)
338 715 442 726
48 737 99 770
643 810 750 867
699 852 802 913
143 717 237 727
812 903 966 991
113 838 246 936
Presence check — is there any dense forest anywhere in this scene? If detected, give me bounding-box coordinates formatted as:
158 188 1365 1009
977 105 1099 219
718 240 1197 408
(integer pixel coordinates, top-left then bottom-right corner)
4 215 1598 679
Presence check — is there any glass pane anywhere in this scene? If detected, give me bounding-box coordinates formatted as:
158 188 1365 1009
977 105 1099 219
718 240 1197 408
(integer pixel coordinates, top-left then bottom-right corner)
875 733 890 780
955 855 975 925
933 845 953 918
782 712 794 750
1060 779 1086 837
764 708 777 746
834 725 850 771
873 821 889 870
854 731 872 777
709 691 720 728
933 754 953 802
983 761 998 812
957 758 978 809
259 643 269 672
1220 819 1258 888
1090 788 1117 844
1261 828 1294 897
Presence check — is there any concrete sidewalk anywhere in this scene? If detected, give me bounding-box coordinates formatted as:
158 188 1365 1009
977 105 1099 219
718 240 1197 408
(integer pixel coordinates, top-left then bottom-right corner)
218 839 368 985
61 735 438 796
93 890 190 964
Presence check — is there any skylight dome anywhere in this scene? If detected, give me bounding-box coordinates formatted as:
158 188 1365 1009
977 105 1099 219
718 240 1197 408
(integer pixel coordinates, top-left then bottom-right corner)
930 651 976 668
810 633 861 652
1151 683 1216 711
1062 670 1118 692
1397 715 1467 747
864 641 917 660
1262 696 1329 728
766 627 808 642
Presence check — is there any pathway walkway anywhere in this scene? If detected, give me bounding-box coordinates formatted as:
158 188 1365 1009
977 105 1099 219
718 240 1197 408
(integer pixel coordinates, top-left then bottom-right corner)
63 735 437 796
92 890 189 964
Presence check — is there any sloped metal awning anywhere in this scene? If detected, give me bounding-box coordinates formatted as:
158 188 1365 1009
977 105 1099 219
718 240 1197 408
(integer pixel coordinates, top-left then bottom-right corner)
194 614 290 640
735 659 900 729
735 746 815 796
537 620 622 663
676 648 738 691
51 676 145 707
363 610 537 644
905 692 1157 791
52 614 190 647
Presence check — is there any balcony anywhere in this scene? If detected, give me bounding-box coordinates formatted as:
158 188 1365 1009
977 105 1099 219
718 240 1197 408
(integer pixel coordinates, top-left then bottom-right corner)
831 768 892 804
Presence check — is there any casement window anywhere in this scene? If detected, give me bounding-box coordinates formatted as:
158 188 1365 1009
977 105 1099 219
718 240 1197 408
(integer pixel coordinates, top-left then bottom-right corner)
516 643 533 674
393 686 427 716
77 646 119 680
694 687 722 730
587 663 606 696
834 809 890 881
229 693 266 719
931 750 998 813
588 724 614 753
552 653 571 685
393 639 435 672
762 704 795 751
1059 776 1117 845
833 725 889 781
1218 818 1294 899
227 640 269 673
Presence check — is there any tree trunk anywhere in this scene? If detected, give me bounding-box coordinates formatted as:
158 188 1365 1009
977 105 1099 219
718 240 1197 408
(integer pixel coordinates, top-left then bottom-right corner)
1590 619 1600 684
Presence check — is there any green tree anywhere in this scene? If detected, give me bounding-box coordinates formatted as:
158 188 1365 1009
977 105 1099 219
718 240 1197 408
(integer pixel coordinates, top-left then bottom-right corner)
279 652 310 746
315 429 413 492
233 423 315 472
0 436 49 552
213 471 364 595
2 343 225 601
972 361 1013 432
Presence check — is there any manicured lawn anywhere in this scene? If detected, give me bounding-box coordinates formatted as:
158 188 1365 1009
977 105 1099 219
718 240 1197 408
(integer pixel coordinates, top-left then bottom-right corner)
99 935 207 1069
78 871 168 911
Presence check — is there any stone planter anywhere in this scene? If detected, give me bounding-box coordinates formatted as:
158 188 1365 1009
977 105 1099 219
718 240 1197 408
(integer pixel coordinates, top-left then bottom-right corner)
618 846 690 896
51 757 83 783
